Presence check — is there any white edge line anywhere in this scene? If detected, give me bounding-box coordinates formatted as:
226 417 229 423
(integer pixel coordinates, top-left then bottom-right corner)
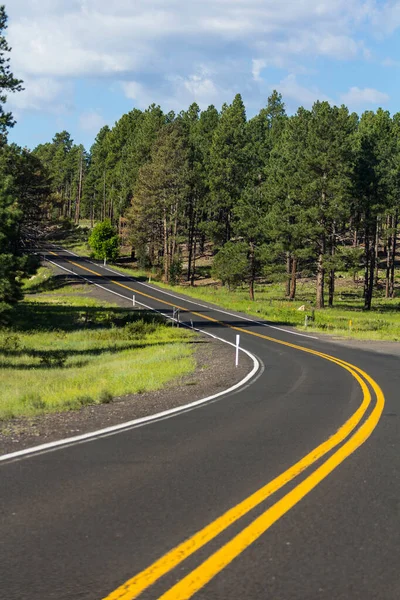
49 244 319 341
0 258 260 463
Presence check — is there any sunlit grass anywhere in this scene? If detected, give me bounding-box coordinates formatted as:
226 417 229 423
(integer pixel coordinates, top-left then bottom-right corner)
107 264 400 341
0 292 195 421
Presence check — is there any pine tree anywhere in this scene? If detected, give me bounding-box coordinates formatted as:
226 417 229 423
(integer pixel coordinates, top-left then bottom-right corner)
129 122 190 282
209 94 247 244
355 109 393 309
0 6 23 145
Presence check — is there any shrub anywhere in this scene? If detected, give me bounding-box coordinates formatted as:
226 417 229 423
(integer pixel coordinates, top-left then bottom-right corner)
97 389 113 404
88 220 119 261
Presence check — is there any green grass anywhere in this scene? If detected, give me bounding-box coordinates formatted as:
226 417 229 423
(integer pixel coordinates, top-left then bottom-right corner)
49 226 400 341
0 286 196 421
104 264 400 342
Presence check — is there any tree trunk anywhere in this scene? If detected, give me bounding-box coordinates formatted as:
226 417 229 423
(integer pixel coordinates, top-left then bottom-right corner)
363 220 370 301
74 151 83 225
316 236 325 309
385 214 391 298
289 256 297 300
390 211 398 298
328 270 335 307
374 217 379 287
187 204 195 281
90 193 95 228
285 251 291 297
190 236 197 286
249 241 255 301
328 225 336 308
102 170 106 221
163 208 169 282
365 222 376 310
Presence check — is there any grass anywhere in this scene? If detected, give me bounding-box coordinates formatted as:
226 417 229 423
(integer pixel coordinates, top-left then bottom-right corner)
48 223 92 257
102 264 400 342
49 225 400 341
0 280 196 421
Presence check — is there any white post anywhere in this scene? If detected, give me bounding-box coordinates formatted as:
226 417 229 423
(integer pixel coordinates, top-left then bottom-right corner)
235 334 240 367
132 295 135 307
104 257 106 266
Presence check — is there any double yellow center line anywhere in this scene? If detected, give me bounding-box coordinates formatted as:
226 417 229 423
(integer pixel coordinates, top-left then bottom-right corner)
48 251 384 600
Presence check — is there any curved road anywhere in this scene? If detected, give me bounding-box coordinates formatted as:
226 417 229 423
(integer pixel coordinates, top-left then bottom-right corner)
1 248 399 600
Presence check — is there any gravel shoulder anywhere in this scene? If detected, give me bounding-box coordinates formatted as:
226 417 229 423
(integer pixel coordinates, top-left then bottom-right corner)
0 329 253 456
314 333 400 358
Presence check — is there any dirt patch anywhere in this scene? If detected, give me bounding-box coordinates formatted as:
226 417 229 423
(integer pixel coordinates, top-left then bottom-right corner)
0 337 253 456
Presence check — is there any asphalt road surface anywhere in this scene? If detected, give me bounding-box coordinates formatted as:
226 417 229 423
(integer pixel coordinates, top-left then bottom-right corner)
1 247 399 600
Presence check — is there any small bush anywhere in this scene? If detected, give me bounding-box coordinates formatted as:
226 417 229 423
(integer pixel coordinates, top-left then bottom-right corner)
97 389 113 404
169 258 183 285
1 334 22 352
124 319 158 338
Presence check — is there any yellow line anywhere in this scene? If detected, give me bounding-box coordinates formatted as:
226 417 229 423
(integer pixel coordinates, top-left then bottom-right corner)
159 370 384 600
47 251 384 599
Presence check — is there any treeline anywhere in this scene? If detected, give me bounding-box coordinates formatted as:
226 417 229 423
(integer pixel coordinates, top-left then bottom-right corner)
3 0 400 313
0 6 50 316
37 93 400 310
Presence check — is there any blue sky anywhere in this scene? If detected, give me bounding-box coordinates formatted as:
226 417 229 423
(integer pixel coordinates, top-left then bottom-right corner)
5 0 400 151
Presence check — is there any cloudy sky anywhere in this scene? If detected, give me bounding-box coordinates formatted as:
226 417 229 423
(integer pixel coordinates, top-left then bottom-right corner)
5 0 400 150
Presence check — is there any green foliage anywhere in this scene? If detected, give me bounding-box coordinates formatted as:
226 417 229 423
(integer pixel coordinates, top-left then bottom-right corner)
212 241 248 289
0 174 24 315
128 121 190 281
0 6 23 144
0 287 195 420
88 219 120 261
208 94 247 244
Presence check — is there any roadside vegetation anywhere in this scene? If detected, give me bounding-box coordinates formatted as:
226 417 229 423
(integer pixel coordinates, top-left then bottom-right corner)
0 270 195 421
85 260 400 342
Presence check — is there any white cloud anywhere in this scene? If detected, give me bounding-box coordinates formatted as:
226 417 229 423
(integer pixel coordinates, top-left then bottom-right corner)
340 86 389 106
252 59 267 82
121 81 151 108
79 111 107 133
122 70 228 112
5 0 386 114
6 77 71 113
382 57 400 67
272 74 333 107
369 0 400 35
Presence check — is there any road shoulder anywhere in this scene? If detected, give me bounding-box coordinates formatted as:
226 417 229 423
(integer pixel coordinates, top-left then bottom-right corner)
0 331 252 456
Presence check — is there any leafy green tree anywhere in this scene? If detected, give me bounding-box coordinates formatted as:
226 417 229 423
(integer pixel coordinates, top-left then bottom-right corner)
179 103 219 283
266 108 314 300
303 102 356 308
1 144 51 242
0 174 23 314
211 241 248 290
128 122 190 282
209 94 247 244
88 220 119 262
0 6 26 316
0 6 23 145
355 109 393 309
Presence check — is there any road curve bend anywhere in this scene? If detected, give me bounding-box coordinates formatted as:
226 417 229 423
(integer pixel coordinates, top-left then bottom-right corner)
1 247 397 600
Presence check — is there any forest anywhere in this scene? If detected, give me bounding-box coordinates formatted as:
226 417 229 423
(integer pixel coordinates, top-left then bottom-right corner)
2 7 400 318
